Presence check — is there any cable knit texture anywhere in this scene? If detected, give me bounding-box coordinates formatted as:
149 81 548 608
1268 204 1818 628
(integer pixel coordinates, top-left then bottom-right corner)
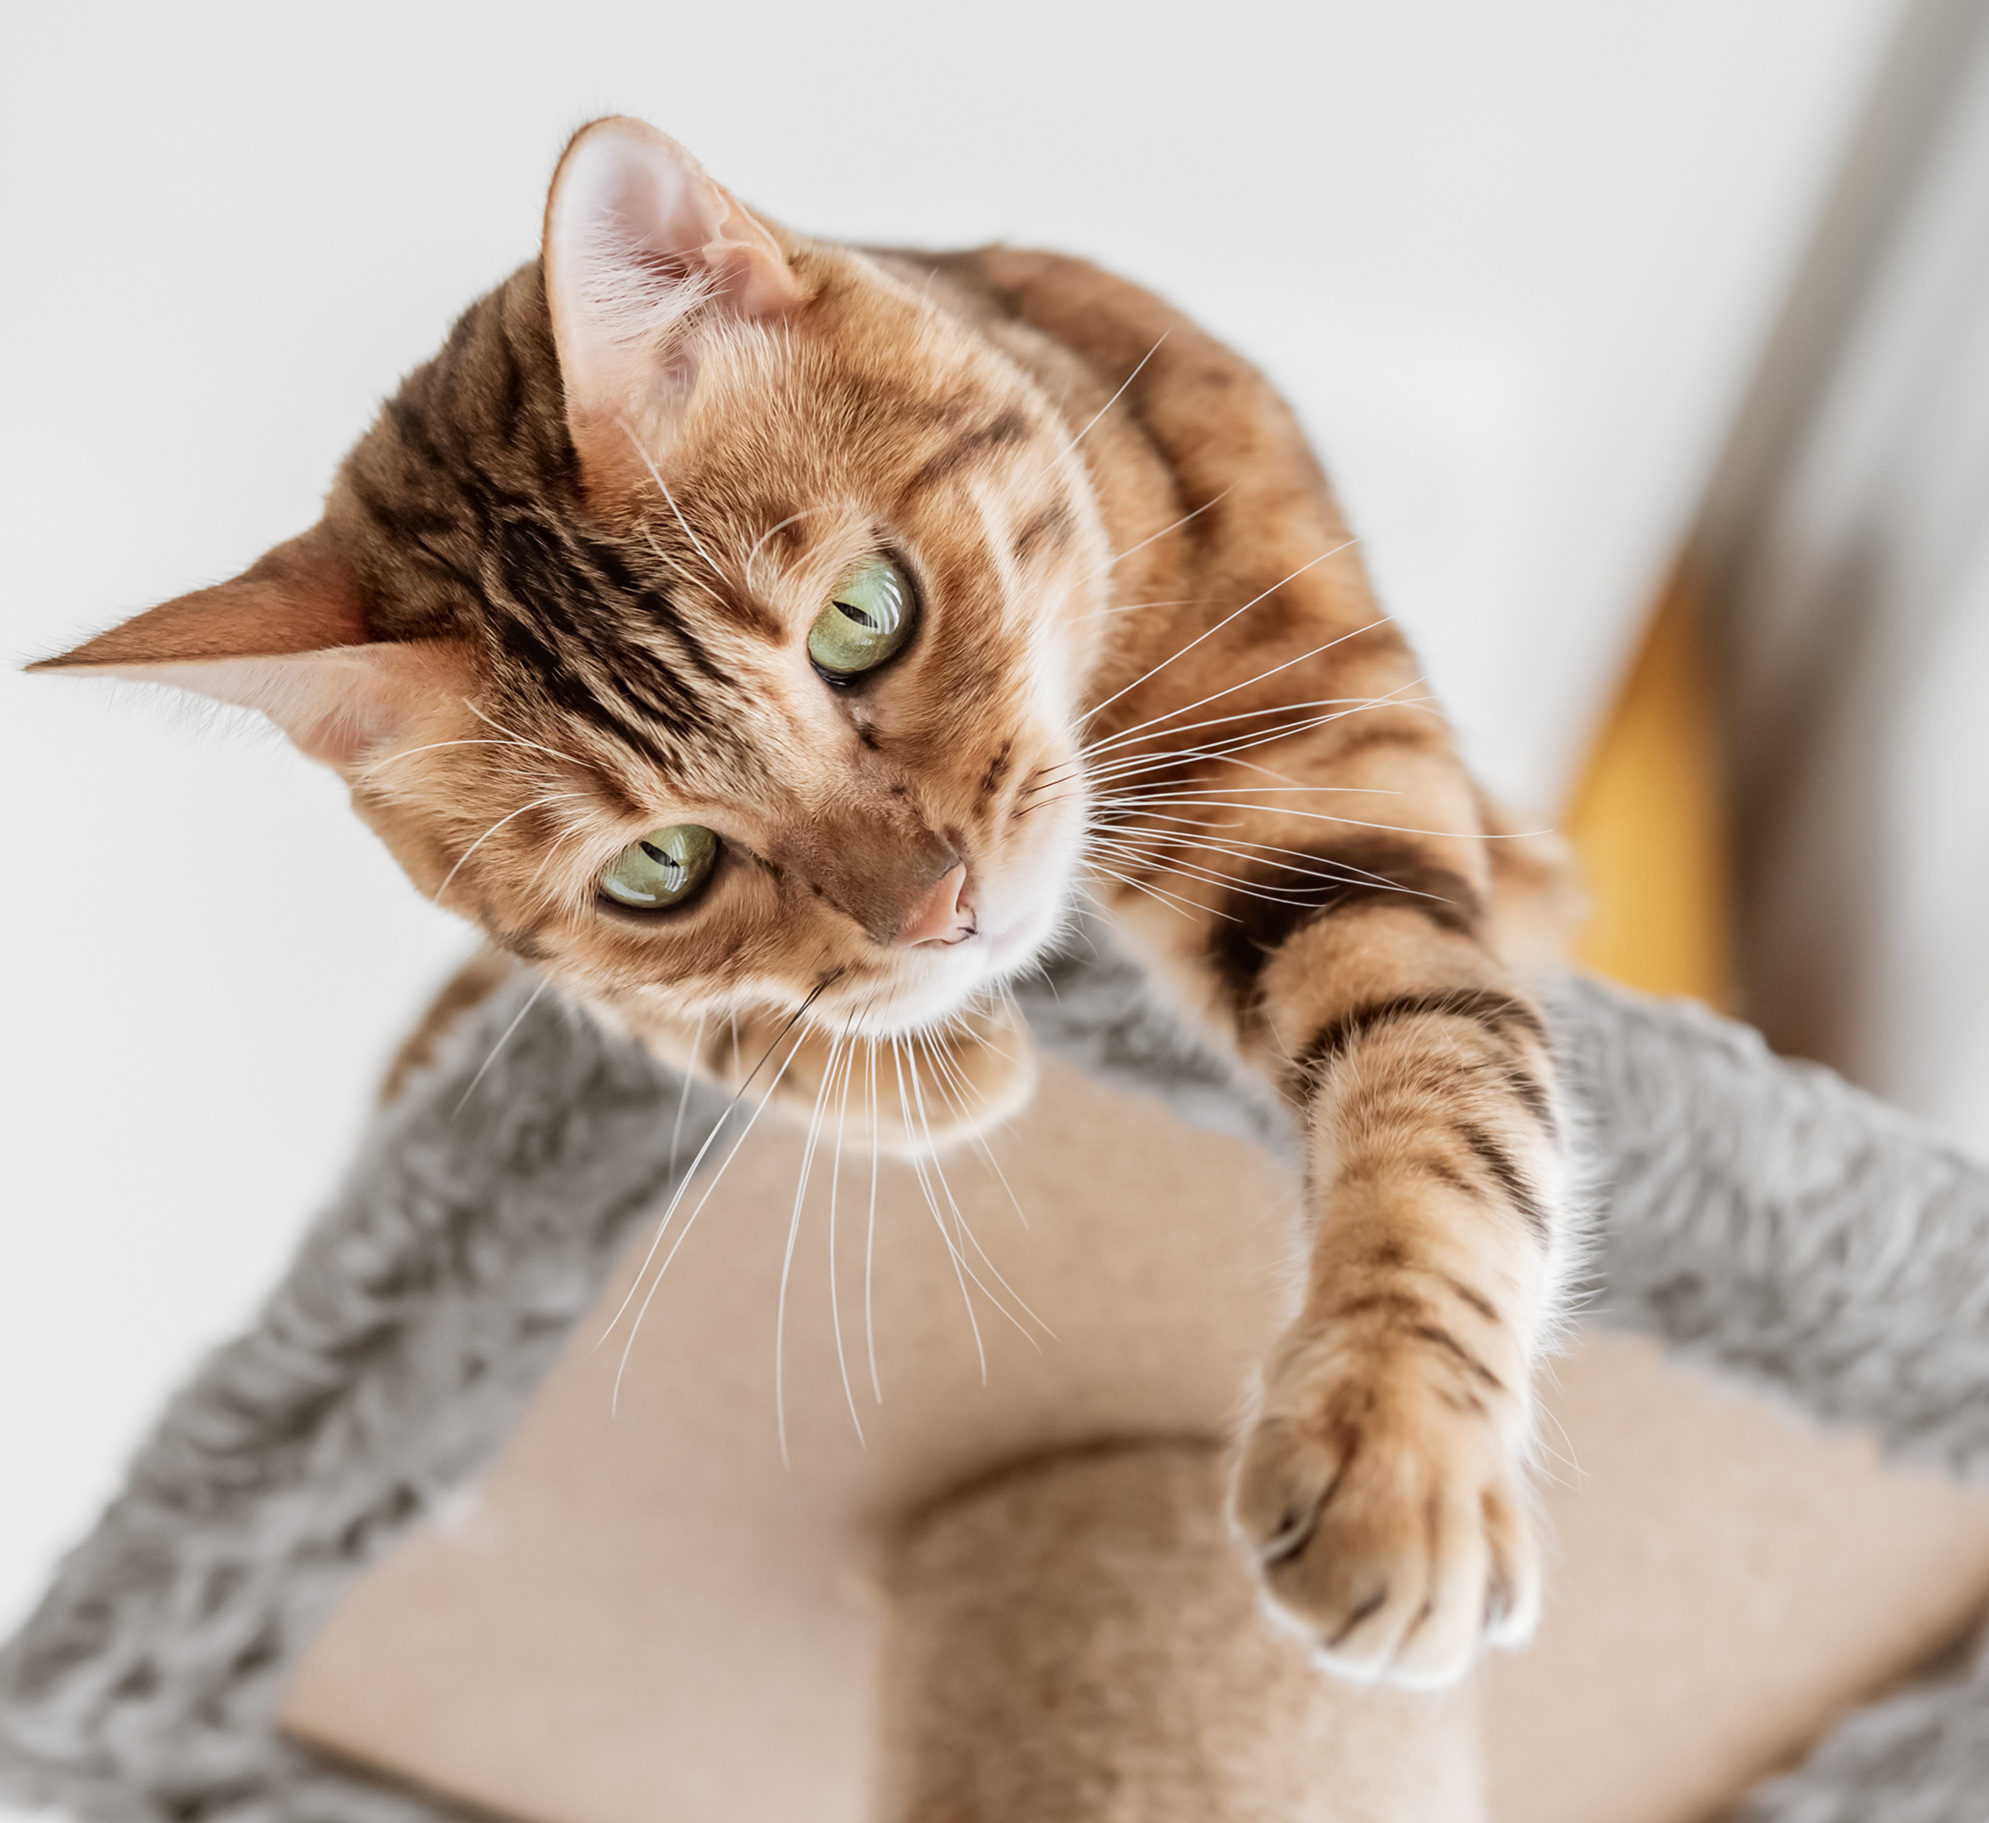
3 941 1988 1820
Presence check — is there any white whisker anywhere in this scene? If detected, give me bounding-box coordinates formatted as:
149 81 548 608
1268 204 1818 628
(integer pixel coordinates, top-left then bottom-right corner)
462 700 590 771
893 1038 987 1383
668 1012 710 1176
902 1036 1049 1347
1079 587 1376 737
1081 543 1359 731
1070 332 1167 447
452 976 550 1115
1086 839 1331 910
1104 484 1237 571
1096 816 1430 894
435 792 583 906
1029 724 1345 805
864 1038 883 1405
370 735 568 773
1110 802 1535 840
612 1026 809 1416
522 817 595 908
919 1031 1039 1246
1102 781 1404 805
1078 596 1205 620
776 1032 846 1467
1091 832 1450 915
1082 713 1410 787
596 985 831 1354
1095 820 1417 886
745 505 830 593
826 1029 865 1445
624 421 729 587
1084 861 1225 922
1081 687 1434 765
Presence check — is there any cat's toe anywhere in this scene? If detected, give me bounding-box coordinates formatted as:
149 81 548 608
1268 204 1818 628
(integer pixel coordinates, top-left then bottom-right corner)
1234 1405 1538 1688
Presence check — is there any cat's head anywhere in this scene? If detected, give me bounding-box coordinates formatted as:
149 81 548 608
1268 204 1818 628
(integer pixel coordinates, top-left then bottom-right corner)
35 118 1108 1040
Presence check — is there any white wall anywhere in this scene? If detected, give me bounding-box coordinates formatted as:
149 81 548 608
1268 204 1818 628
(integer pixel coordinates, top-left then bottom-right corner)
0 0 1899 1685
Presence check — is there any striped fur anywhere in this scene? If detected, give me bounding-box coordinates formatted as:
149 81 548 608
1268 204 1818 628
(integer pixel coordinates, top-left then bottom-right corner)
37 121 1572 1687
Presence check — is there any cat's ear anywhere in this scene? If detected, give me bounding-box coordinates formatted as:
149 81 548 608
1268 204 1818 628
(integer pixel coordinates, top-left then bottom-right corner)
544 116 806 497
28 526 472 773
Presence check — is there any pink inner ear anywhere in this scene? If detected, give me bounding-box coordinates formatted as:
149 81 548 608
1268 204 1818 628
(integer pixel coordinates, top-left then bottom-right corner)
544 117 804 483
550 116 801 326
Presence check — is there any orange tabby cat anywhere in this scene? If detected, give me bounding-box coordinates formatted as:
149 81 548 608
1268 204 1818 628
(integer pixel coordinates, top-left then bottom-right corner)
35 118 1570 1688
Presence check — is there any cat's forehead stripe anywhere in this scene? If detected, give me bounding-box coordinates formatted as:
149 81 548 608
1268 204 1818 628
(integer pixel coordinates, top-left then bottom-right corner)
354 351 790 769
904 408 1034 493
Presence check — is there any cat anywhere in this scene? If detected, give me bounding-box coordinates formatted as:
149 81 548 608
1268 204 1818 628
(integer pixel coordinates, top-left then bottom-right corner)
34 116 1572 1689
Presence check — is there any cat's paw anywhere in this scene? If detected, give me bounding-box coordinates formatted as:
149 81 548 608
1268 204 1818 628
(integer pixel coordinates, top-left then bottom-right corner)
1232 1332 1538 1688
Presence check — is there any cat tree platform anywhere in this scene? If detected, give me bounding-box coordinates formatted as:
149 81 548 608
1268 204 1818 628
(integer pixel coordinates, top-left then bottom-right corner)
7 947 1989 1822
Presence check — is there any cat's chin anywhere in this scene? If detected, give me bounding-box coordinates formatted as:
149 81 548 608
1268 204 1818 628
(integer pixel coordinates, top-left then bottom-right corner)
978 889 1068 974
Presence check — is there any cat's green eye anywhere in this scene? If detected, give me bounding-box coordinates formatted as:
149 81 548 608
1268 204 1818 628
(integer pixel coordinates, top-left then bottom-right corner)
807 554 915 679
599 824 719 912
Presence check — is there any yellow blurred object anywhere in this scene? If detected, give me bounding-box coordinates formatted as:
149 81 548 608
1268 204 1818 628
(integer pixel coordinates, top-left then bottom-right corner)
1561 568 1738 1011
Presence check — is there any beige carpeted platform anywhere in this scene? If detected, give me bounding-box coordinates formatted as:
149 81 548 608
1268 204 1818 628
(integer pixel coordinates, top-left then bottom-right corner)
279 1052 1989 1823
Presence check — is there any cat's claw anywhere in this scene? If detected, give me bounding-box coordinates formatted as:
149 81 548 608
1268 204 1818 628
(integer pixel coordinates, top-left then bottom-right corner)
1233 1354 1539 1688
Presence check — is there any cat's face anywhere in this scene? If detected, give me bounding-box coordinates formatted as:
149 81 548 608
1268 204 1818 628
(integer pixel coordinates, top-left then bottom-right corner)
367 258 1107 1042
34 120 1108 1041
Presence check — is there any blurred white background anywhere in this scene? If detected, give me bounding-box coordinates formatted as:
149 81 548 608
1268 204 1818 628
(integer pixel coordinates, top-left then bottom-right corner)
0 0 1909 1763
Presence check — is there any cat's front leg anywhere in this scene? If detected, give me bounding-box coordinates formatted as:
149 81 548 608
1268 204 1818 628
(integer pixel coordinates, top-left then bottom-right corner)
1224 910 1568 1686
1234 1156 1553 1686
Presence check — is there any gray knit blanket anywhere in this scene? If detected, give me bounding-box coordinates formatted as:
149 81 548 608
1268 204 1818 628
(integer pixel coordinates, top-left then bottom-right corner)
4 937 1989 1823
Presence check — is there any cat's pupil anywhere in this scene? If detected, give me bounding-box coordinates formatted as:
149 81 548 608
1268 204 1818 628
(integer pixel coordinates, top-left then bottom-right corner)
638 840 681 874
835 599 881 631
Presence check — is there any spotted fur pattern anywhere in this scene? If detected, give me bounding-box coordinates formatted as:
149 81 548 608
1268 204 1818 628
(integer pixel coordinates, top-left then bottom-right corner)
37 120 1573 1686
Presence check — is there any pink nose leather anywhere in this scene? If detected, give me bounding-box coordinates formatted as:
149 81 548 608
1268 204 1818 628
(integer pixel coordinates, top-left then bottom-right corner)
895 862 975 948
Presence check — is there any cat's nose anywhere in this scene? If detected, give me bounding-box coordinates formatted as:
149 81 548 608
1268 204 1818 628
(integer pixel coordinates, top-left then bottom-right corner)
895 861 976 948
